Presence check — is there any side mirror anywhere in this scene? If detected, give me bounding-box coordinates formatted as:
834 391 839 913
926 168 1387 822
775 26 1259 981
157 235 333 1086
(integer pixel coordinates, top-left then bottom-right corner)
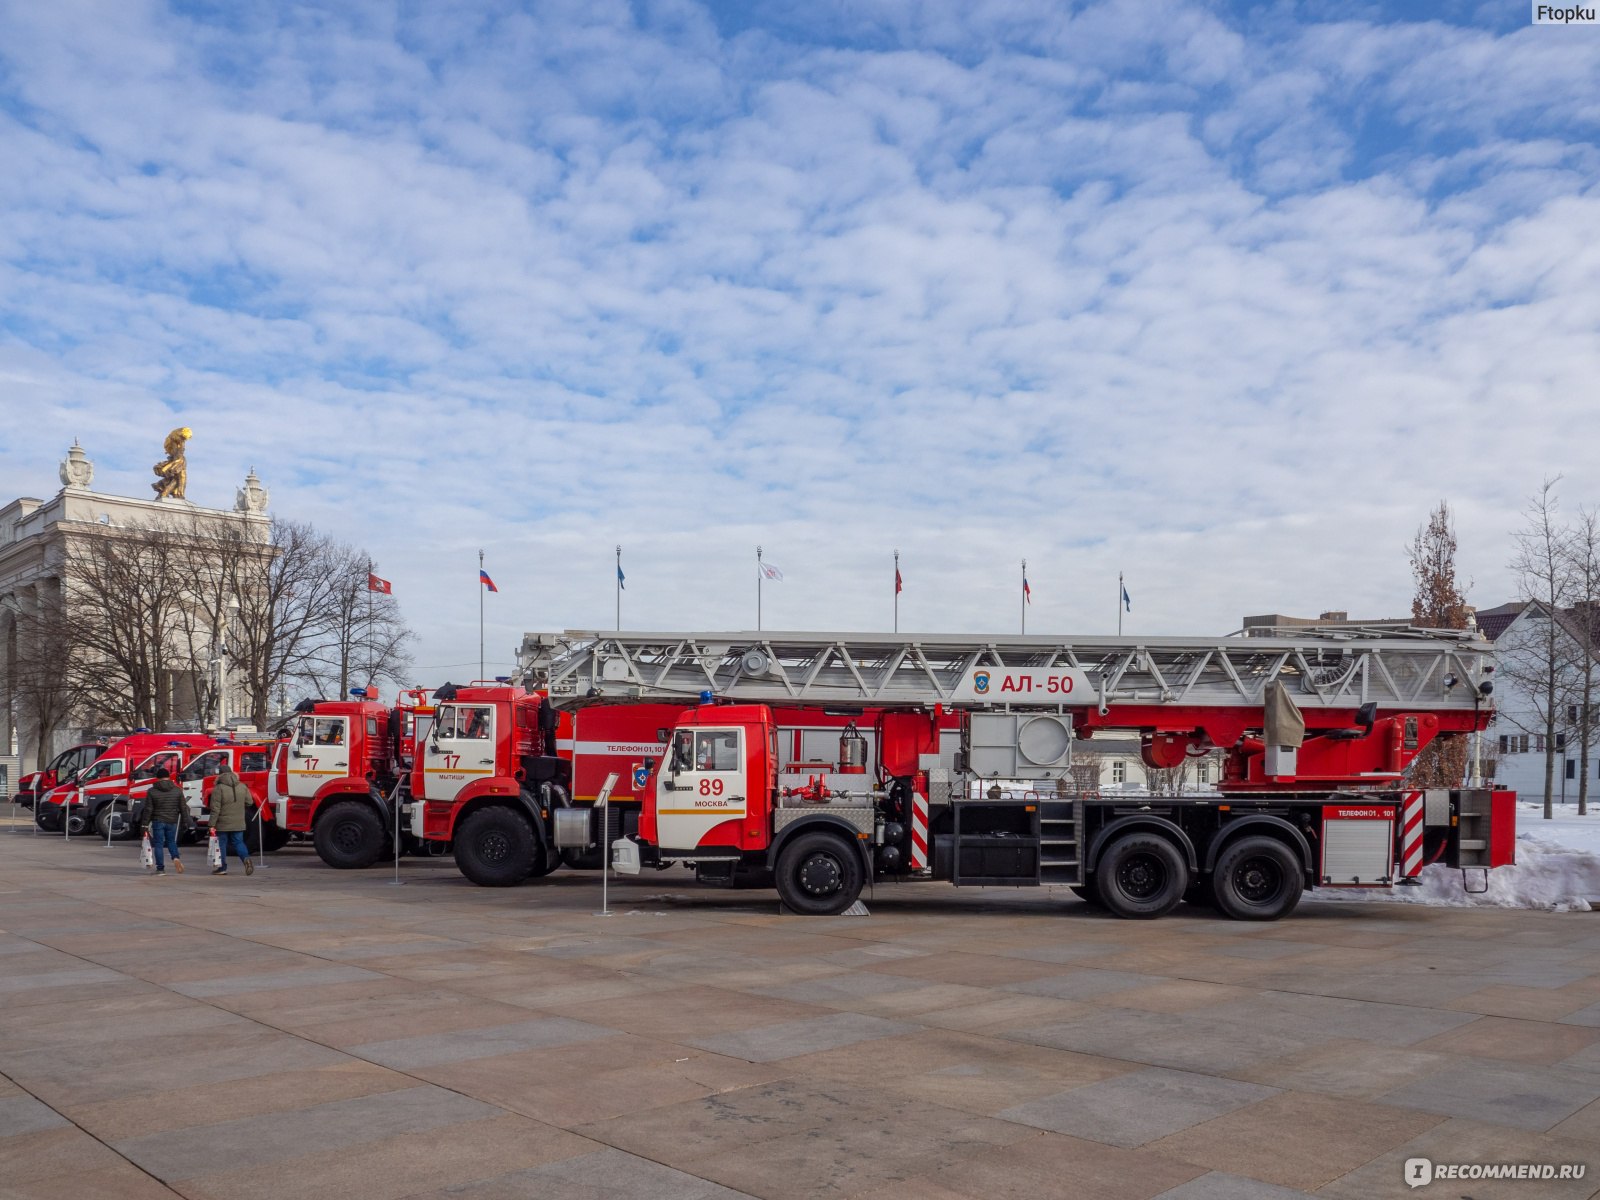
1354 702 1377 734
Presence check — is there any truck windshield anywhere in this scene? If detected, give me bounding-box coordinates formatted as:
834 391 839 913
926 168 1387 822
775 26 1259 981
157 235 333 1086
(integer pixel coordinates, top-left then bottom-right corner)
77 758 125 783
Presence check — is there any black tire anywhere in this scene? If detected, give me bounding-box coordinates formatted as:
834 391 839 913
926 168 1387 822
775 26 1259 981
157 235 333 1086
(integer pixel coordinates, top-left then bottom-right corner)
94 801 138 842
454 806 538 887
313 800 388 869
774 830 864 916
1096 832 1188 920
1070 882 1103 906
528 843 562 878
1211 836 1303 922
260 821 292 854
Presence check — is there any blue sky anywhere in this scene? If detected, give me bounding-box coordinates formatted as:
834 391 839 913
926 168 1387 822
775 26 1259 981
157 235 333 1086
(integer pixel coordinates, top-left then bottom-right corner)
1 1 1597 682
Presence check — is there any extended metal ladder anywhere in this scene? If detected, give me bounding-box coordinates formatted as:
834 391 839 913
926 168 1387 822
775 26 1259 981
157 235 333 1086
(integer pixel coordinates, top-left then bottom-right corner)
518 628 1493 714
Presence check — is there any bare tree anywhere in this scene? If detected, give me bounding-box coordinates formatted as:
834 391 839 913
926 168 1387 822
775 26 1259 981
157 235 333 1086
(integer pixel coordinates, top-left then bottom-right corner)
1504 479 1576 819
1145 750 1224 796
2 588 91 770
1565 508 1600 816
57 521 195 730
1405 501 1472 788
297 547 413 701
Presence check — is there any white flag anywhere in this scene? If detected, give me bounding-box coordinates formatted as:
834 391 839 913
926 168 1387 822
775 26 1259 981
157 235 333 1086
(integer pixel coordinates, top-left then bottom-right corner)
760 562 783 581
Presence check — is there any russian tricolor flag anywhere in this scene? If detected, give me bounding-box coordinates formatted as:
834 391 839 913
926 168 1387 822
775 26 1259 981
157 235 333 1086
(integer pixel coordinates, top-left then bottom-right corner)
479 569 498 593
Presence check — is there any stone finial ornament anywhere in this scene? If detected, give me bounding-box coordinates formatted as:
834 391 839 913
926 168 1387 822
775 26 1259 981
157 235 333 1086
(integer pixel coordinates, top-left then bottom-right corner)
235 468 269 515
58 440 94 489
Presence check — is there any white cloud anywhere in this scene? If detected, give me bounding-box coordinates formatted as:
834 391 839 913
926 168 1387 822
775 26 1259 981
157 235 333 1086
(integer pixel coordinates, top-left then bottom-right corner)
0 1 1597 684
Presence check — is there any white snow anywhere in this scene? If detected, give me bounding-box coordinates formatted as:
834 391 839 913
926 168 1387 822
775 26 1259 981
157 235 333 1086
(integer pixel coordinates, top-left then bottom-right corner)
1317 801 1600 912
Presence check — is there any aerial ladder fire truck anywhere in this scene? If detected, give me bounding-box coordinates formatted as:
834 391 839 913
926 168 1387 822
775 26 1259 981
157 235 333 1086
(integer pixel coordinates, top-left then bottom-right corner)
515 626 1516 920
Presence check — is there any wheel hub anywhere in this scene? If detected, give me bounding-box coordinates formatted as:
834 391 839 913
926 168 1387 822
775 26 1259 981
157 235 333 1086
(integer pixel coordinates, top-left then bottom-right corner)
334 822 363 851
1234 857 1280 903
480 831 510 863
798 853 842 896
1118 854 1166 900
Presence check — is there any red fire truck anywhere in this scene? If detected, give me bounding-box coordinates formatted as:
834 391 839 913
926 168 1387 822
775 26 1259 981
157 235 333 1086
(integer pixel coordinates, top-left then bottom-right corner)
35 733 219 837
179 740 285 851
516 629 1517 920
14 741 105 809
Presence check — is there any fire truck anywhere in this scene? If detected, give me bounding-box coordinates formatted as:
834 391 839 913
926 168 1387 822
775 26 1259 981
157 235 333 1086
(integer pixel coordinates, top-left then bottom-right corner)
14 741 105 808
270 697 415 867
515 628 1517 920
35 733 218 836
177 740 285 850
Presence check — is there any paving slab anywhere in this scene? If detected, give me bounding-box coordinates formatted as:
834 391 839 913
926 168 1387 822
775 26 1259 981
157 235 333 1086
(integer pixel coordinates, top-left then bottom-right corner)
7 818 1600 1197
998 1067 1278 1147
347 1016 614 1069
683 1011 920 1062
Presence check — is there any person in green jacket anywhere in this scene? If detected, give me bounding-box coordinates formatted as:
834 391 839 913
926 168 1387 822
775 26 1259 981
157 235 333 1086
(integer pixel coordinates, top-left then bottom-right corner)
208 768 255 876
143 768 186 875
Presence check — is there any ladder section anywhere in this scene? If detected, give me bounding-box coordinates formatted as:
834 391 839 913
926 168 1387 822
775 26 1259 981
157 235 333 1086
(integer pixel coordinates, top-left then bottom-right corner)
519 629 1493 713
1038 797 1083 886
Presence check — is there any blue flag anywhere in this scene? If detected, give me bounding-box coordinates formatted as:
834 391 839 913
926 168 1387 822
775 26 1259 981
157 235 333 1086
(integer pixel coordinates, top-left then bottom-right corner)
617 563 626 590
1122 585 1132 612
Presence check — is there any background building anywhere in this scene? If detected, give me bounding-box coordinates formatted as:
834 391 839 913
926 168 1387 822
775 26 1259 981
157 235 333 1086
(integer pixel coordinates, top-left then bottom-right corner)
0 442 271 772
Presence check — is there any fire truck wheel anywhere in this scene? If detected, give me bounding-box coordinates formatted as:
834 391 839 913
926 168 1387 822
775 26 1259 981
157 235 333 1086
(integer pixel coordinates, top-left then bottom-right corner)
455 807 537 887
775 830 864 916
313 801 388 869
1211 836 1303 921
94 801 138 842
1096 833 1187 919
527 843 561 878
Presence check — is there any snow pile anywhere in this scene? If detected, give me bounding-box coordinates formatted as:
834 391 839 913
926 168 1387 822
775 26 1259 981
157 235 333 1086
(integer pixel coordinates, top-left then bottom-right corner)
1319 803 1600 912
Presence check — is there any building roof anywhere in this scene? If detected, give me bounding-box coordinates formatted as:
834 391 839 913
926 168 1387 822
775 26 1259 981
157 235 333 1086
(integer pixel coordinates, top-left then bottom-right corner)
1472 601 1526 643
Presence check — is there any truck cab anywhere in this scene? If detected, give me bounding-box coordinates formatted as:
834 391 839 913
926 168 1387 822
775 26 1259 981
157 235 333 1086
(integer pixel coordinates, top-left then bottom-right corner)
273 699 405 868
15 742 105 809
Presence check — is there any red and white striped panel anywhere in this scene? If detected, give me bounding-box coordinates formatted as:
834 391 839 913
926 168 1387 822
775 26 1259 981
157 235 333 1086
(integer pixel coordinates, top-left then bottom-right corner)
1400 790 1425 877
909 788 929 871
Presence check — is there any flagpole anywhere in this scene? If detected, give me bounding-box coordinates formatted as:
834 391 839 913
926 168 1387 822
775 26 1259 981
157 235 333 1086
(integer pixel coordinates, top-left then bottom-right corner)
894 549 899 634
1118 571 1124 637
1021 558 1026 636
478 549 485 682
615 545 622 631
756 545 763 632
366 558 374 692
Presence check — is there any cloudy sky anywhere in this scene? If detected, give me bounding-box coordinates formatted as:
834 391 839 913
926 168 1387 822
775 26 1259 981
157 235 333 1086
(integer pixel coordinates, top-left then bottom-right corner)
1 0 1597 682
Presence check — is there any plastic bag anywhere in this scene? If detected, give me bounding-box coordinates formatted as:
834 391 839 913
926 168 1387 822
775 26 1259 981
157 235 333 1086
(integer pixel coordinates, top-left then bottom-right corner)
140 832 154 871
208 831 222 869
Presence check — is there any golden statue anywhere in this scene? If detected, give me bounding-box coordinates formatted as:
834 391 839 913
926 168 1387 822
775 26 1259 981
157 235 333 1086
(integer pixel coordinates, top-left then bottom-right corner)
152 426 192 500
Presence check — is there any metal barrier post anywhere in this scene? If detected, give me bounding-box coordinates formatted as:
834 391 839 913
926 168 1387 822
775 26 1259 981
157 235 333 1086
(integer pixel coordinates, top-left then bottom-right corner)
390 785 403 887
593 773 619 918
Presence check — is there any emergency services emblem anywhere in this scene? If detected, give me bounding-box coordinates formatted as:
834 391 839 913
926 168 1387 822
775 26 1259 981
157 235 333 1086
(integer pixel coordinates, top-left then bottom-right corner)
973 671 991 695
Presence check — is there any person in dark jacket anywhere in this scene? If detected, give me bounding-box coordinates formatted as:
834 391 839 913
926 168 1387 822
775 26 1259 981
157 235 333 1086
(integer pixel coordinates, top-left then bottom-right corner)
144 769 186 875
208 768 254 876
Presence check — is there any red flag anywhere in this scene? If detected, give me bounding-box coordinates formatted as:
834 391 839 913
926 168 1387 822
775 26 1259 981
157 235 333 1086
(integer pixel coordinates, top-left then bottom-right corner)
367 573 392 594
895 568 903 595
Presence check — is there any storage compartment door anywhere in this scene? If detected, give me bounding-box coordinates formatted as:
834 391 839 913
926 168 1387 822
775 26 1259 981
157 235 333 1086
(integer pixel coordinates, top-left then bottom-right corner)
1321 805 1395 886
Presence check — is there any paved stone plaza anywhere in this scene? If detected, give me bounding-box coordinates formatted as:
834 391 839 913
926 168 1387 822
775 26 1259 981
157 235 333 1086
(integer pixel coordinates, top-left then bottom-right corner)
3 823 1600 1200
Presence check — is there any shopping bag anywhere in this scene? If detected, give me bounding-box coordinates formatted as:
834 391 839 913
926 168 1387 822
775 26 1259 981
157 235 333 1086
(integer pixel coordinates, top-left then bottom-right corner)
208 831 222 869
140 832 154 870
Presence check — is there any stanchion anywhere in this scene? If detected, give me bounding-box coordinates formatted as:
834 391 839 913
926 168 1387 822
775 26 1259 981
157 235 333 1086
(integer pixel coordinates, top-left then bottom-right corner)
390 786 403 886
593 773 619 918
